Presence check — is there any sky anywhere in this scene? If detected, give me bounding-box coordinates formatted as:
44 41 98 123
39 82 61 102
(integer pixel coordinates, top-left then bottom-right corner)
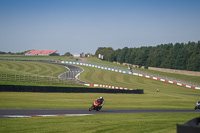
0 0 200 55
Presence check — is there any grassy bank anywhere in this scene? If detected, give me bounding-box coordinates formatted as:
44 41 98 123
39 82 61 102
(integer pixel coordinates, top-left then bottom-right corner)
0 60 67 77
0 60 76 86
86 57 200 85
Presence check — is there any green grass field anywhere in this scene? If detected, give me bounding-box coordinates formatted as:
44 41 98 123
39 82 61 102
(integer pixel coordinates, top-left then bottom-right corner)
0 56 200 133
1 113 199 133
0 91 199 109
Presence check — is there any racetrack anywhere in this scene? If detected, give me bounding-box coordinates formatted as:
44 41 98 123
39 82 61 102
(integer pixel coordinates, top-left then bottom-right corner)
0 109 199 116
57 63 86 84
1 62 199 118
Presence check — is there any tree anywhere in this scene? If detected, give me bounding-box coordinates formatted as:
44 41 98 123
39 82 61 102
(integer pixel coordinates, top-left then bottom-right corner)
95 47 115 61
63 52 72 56
128 48 137 64
118 47 128 64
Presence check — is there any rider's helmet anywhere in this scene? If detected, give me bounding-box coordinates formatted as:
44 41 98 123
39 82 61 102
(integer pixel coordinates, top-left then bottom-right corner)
97 97 103 102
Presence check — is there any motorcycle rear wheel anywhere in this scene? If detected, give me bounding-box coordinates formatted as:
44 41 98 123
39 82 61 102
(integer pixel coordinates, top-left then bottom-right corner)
96 106 101 111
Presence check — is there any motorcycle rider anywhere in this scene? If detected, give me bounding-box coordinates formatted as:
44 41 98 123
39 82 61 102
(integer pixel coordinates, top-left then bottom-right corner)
195 100 200 110
95 96 104 110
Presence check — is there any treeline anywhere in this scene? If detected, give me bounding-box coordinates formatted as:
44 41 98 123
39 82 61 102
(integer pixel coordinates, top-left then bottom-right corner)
0 50 30 55
0 51 60 56
95 41 200 71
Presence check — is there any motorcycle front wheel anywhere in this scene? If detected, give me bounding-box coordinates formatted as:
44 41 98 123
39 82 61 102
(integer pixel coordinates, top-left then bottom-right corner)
89 106 94 111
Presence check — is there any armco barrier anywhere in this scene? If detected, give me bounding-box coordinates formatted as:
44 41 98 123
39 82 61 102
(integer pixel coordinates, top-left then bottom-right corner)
60 61 200 90
0 85 144 94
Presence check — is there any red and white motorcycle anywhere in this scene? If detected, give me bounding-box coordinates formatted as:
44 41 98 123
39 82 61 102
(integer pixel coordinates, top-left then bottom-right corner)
89 99 103 111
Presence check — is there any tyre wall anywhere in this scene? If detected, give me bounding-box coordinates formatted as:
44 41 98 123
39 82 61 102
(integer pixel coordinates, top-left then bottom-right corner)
177 117 200 133
0 85 144 94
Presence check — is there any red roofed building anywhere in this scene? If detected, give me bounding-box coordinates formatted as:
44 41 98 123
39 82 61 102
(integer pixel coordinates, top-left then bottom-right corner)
25 50 58 56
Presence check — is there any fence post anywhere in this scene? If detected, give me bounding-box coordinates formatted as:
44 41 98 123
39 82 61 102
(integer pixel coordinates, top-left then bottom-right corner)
78 71 80 79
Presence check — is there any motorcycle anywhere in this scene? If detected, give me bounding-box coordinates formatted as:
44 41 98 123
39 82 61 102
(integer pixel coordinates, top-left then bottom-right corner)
89 100 102 111
194 101 200 110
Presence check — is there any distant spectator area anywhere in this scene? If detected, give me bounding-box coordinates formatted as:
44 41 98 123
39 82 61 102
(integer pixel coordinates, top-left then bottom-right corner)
25 50 57 56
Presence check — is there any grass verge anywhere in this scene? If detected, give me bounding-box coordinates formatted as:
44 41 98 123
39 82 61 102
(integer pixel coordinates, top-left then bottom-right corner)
0 113 199 133
0 92 198 109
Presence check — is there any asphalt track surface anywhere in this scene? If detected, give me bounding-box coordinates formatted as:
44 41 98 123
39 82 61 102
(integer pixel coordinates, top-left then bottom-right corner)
0 109 199 116
58 63 83 79
57 63 86 84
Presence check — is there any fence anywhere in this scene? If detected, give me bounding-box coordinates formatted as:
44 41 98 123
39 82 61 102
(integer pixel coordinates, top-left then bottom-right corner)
0 74 79 85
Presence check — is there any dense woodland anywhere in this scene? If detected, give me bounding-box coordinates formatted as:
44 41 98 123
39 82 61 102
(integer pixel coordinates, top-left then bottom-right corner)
95 41 200 71
0 51 29 55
